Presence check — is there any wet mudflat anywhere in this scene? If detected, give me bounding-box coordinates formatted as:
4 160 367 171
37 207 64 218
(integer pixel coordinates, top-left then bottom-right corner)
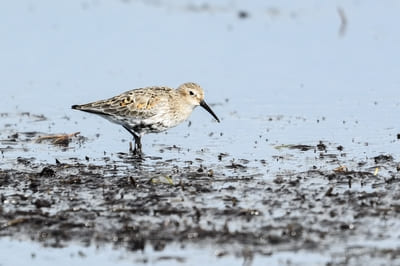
1 113 400 265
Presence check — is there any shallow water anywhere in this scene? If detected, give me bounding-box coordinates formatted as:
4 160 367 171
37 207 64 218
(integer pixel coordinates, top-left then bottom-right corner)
1 0 400 265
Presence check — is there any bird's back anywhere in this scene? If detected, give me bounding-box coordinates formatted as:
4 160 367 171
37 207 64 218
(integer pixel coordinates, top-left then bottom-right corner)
72 86 178 134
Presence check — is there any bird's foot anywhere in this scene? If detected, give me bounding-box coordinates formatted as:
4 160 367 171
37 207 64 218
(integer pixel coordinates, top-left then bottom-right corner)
132 148 143 158
129 141 144 159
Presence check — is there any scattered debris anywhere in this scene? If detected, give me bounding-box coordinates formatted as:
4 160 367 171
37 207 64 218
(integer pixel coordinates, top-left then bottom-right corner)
373 167 379 176
317 141 327 152
35 132 80 146
39 167 55 177
374 154 393 164
333 165 348 173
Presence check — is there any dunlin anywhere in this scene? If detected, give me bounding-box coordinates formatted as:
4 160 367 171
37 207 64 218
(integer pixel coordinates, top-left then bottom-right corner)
72 82 220 155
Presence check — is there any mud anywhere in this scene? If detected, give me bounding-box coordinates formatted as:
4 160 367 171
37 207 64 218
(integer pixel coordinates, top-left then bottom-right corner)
1 113 400 265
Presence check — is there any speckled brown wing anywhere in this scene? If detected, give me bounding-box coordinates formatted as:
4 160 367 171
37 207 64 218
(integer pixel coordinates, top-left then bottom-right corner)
113 87 173 119
72 87 174 121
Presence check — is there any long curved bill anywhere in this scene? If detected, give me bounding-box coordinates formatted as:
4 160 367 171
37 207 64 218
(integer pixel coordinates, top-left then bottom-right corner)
200 100 220 123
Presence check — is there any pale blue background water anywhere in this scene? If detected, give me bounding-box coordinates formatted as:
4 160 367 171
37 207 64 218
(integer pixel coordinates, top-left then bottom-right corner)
1 0 399 160
1 0 400 265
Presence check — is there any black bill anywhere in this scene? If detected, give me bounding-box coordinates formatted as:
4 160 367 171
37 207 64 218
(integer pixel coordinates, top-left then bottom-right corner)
200 100 220 123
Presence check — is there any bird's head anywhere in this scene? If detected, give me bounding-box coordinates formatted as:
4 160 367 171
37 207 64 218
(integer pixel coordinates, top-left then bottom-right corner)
178 82 220 122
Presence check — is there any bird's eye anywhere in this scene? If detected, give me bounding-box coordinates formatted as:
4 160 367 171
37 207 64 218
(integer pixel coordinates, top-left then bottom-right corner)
189 91 194 96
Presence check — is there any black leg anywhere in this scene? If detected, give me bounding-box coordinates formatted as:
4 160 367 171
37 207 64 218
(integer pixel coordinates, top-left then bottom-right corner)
122 125 142 156
133 134 142 155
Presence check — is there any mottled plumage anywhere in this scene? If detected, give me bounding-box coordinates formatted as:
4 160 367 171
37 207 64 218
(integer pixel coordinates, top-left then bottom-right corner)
72 82 220 155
